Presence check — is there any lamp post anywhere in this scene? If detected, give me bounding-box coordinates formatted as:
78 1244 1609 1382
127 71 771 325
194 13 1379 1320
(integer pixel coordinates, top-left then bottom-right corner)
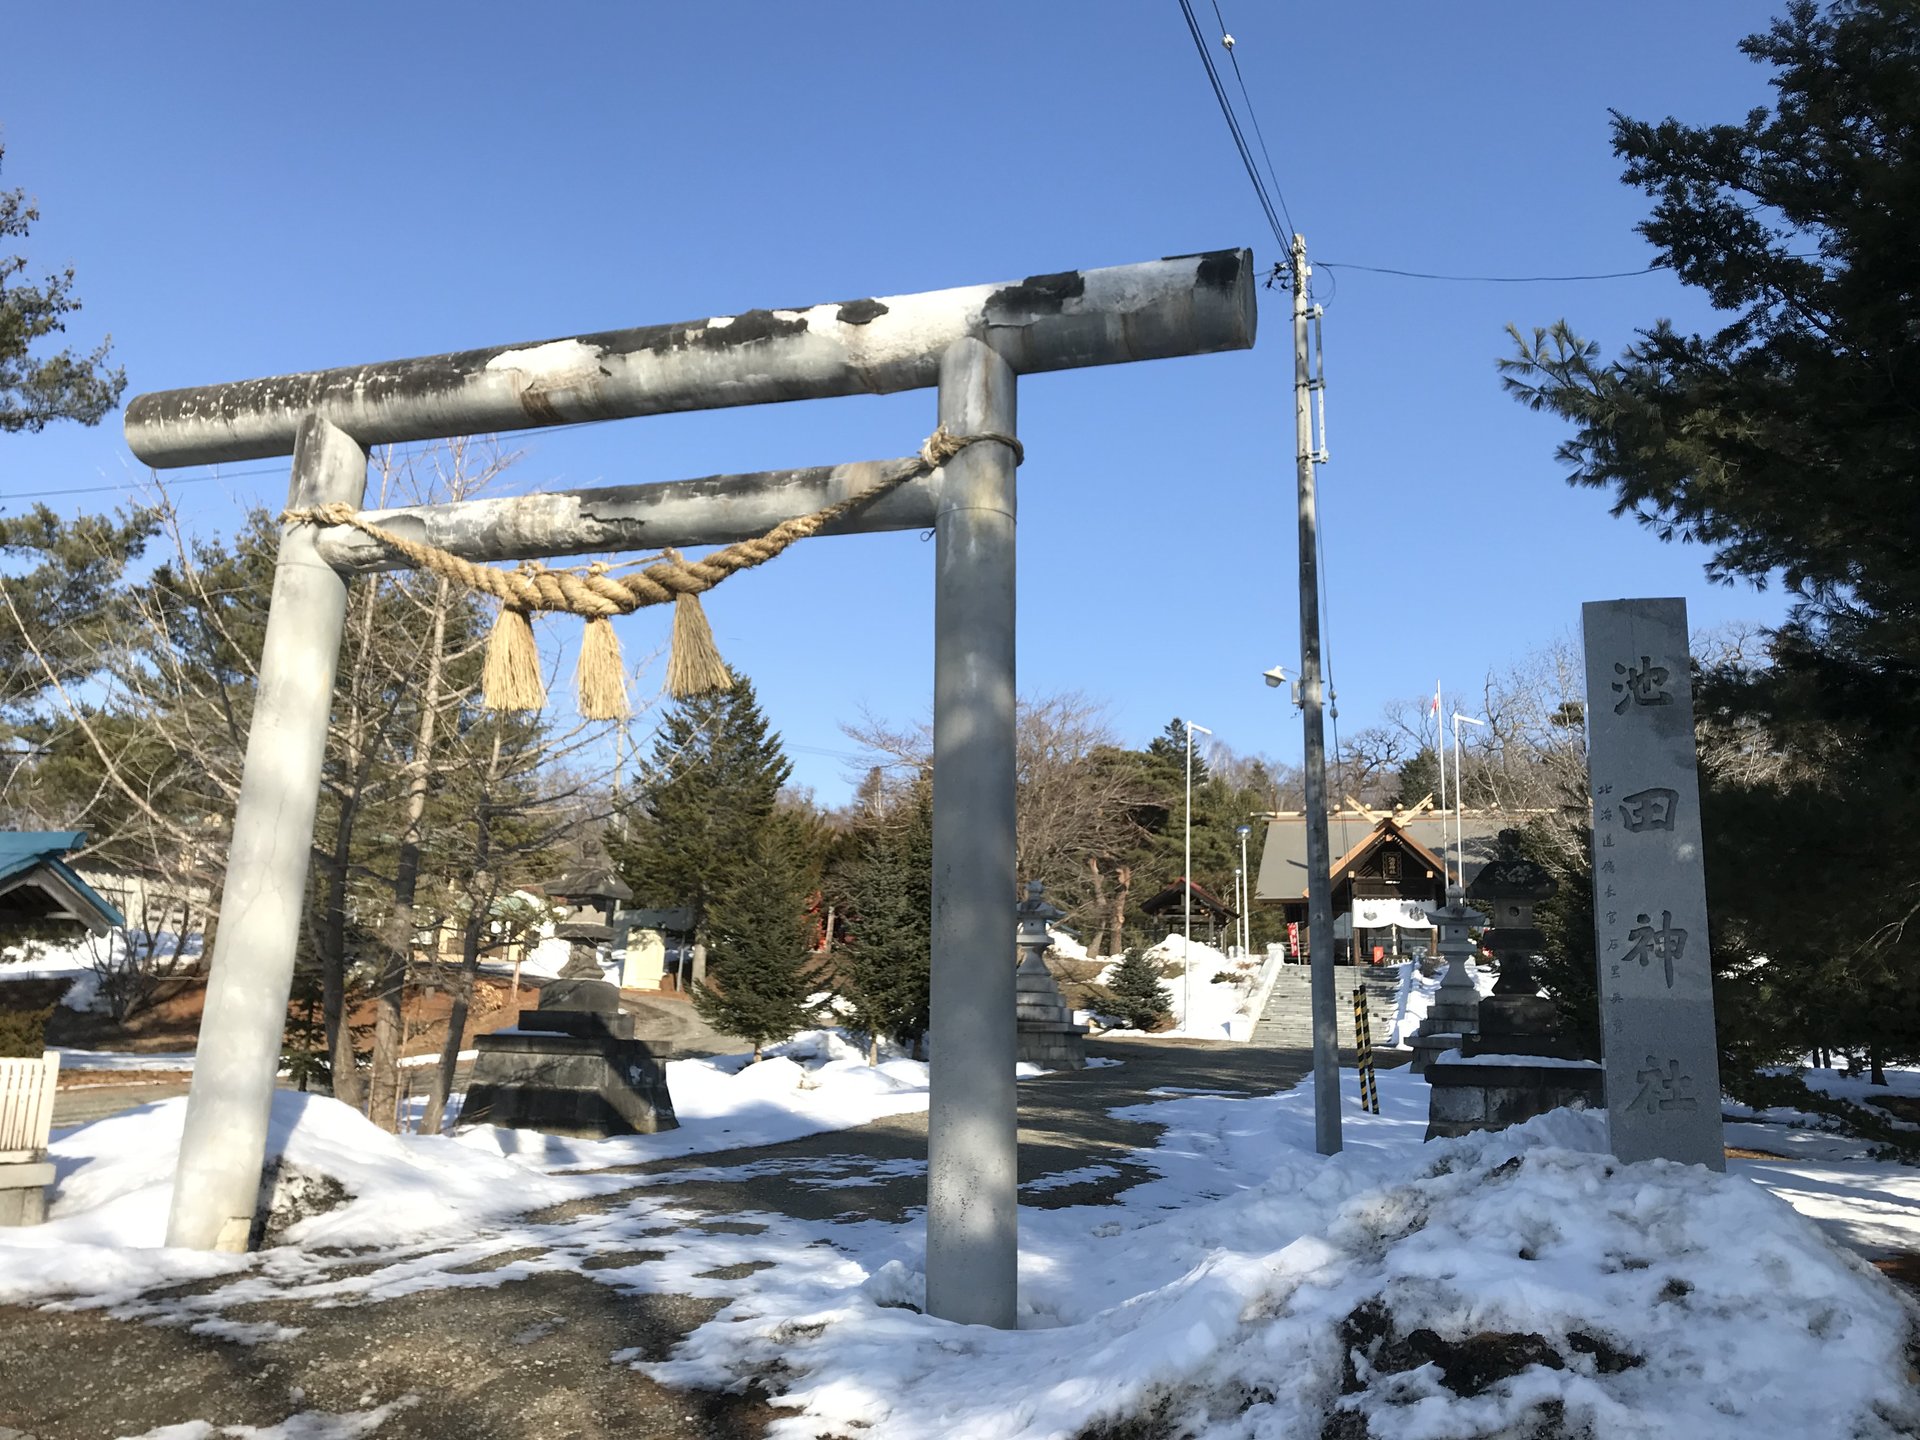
1184 720 1212 1031
1450 712 1485 894
1236 823 1253 956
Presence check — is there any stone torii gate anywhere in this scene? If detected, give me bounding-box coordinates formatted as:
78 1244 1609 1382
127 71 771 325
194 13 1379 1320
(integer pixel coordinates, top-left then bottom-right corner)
124 250 1257 1328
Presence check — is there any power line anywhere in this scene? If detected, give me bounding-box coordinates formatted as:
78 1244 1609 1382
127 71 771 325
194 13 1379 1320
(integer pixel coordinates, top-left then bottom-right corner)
1319 260 1665 283
0 417 620 506
0 466 284 503
1175 0 1289 251
1208 0 1297 240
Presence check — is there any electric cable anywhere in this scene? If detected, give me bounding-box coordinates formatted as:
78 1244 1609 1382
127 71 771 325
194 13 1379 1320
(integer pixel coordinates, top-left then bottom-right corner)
1207 0 1297 240
1175 0 1289 251
1319 261 1665 283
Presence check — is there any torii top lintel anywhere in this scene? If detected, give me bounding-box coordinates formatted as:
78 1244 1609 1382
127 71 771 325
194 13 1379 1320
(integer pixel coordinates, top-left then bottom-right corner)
124 250 1258 469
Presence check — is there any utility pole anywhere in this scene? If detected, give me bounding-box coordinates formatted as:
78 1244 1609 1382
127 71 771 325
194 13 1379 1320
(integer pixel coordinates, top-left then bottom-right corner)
1237 823 1253 957
1182 719 1211 1029
1290 234 1341 1157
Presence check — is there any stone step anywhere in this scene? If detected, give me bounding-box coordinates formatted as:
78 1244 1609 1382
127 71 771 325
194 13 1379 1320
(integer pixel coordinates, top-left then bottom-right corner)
1254 968 1400 1049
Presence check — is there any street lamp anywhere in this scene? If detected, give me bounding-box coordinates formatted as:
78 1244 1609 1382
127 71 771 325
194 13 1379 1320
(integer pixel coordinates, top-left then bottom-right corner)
1184 720 1212 1031
1450 712 1485 894
1236 822 1253 956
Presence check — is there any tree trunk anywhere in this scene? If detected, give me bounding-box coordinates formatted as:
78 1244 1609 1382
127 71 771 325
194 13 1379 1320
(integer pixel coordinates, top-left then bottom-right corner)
1111 864 1131 957
1871 1041 1887 1087
1087 857 1109 956
320 590 386 1112
423 784 496 1135
368 579 451 1132
319 789 367 1109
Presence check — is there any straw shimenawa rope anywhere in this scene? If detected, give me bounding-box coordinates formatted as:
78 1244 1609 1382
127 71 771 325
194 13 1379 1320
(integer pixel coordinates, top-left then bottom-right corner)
287 425 1022 719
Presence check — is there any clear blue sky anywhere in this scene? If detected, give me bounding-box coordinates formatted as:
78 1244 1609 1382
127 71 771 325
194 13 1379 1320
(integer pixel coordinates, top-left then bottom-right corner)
2 2 1786 803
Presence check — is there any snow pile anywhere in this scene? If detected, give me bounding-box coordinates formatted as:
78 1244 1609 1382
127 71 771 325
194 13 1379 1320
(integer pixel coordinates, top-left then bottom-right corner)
2 929 204 1013
0 1092 616 1307
457 1027 938 1171
1385 957 1496 1047
652 1072 1920 1440
1045 927 1091 962
1127 932 1258 1039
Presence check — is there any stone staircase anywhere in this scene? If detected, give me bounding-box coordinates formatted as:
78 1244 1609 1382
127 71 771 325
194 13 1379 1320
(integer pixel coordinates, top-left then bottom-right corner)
1252 966 1400 1051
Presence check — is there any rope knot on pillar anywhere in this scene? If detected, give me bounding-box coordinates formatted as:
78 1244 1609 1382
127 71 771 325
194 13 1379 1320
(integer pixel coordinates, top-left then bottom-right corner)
283 426 1024 718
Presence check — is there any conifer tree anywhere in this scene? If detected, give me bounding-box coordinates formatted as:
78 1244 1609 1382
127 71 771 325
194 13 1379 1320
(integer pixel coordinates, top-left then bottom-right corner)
838 782 932 1062
1105 946 1172 1031
610 676 792 939
692 808 821 1060
1501 0 1920 1078
1 143 126 432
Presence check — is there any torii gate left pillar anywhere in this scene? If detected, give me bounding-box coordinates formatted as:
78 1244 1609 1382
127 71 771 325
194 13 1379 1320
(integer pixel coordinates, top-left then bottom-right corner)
124 250 1256 1325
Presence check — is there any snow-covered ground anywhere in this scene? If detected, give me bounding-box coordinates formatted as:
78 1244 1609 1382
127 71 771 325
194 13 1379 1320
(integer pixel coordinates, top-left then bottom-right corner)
4 1038 1916 1438
651 1074 1920 1439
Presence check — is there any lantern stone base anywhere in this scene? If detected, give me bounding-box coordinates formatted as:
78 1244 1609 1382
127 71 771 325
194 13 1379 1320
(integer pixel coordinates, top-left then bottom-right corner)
1017 1020 1089 1069
0 1161 53 1226
1424 1052 1604 1140
461 1009 677 1138
1015 958 1087 1070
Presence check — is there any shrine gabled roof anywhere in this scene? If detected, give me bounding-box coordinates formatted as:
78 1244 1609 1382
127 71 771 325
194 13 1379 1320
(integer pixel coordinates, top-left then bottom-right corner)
1325 817 1451 885
1253 811 1521 902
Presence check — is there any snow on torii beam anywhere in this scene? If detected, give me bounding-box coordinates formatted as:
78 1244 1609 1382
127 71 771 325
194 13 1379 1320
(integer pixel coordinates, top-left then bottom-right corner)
125 249 1256 1330
125 250 1255 467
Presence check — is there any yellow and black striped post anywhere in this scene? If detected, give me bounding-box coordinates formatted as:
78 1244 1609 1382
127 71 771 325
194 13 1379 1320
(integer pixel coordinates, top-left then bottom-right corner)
1352 985 1380 1114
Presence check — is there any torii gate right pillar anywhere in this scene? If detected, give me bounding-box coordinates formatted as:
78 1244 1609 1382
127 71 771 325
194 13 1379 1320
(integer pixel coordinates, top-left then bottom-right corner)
927 337 1019 1326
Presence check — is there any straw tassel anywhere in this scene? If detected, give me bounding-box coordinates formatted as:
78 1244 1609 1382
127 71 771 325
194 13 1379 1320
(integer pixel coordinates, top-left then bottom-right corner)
667 591 733 698
481 605 546 712
576 615 632 720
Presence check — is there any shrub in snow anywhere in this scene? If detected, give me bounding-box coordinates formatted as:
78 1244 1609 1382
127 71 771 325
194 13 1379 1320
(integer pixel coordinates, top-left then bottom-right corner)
0 978 66 1055
1106 946 1173 1032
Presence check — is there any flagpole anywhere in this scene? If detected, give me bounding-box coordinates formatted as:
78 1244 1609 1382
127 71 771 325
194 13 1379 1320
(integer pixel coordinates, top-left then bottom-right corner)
1434 681 1447 882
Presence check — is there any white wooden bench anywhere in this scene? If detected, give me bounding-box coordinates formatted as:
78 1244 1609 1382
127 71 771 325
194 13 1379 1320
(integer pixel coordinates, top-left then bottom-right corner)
0 1051 60 1225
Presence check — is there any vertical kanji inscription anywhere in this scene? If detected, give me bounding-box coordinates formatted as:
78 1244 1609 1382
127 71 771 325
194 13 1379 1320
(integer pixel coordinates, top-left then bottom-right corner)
1583 598 1725 1170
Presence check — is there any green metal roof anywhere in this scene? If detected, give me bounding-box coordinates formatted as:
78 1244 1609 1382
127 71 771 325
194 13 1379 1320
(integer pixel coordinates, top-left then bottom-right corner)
0 831 127 932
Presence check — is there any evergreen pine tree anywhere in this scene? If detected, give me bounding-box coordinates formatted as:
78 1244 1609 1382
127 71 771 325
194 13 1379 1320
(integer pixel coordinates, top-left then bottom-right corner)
1105 946 1173 1031
1 143 127 432
692 808 821 1060
838 782 932 1062
1501 0 1920 1078
609 676 792 939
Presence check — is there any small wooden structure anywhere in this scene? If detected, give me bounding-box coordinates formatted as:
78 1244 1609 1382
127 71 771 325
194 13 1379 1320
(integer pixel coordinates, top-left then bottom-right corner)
0 830 126 936
1139 877 1237 945
1 831 122 1226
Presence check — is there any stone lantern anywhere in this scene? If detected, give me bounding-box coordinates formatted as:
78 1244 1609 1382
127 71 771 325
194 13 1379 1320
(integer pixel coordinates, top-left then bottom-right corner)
544 867 633 1009
1465 859 1565 1057
1013 880 1087 1069
1424 858 1603 1140
460 864 675 1138
1407 890 1483 1075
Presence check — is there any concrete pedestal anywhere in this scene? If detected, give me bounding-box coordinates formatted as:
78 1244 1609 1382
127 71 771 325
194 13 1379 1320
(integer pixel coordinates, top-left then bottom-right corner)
461 1008 677 1138
1424 1053 1605 1140
0 1160 54 1226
